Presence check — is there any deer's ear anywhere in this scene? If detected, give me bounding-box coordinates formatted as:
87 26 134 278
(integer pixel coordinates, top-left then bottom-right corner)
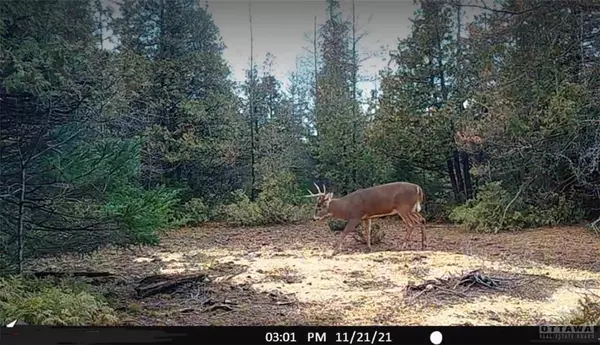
326 192 333 199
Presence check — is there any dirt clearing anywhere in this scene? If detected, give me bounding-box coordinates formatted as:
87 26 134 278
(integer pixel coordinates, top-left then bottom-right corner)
32 219 600 326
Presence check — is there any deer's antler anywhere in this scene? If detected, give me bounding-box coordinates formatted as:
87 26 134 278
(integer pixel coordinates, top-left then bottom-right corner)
304 183 325 198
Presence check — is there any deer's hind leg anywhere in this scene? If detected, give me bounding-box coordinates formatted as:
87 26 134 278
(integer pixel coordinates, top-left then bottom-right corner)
407 212 426 250
364 218 372 252
418 213 427 250
397 211 418 250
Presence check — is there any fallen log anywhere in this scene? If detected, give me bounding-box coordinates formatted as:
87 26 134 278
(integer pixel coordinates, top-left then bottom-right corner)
30 271 114 278
135 273 207 298
206 304 233 312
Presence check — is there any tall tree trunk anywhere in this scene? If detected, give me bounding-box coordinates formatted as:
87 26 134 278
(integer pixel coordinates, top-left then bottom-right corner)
455 0 462 95
17 163 26 274
447 158 459 201
313 16 318 131
95 0 104 50
454 0 473 201
249 1 256 201
460 150 473 200
435 9 463 202
453 149 465 202
434 17 447 103
351 0 357 188
575 8 584 83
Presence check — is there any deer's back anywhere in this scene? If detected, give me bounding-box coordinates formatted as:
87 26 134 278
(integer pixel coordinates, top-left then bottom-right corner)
344 182 420 218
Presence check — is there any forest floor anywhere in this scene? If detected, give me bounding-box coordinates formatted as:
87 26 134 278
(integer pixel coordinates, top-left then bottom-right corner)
34 219 600 326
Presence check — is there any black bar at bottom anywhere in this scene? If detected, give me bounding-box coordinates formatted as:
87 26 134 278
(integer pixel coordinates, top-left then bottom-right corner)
1 326 598 345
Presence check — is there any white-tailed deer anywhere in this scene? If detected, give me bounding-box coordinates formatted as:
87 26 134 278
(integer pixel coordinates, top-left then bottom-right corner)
306 182 426 254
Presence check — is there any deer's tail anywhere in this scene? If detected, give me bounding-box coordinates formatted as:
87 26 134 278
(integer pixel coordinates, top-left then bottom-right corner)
412 185 424 213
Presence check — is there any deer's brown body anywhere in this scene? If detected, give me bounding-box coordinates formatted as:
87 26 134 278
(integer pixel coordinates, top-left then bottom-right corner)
328 182 423 220
307 182 426 254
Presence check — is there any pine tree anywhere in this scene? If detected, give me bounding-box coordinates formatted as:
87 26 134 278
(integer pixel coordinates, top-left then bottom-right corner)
111 0 245 203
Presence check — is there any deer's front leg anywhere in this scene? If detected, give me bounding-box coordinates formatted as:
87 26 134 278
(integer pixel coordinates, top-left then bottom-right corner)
333 218 360 256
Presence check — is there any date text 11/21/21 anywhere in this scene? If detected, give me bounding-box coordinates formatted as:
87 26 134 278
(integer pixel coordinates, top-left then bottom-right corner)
335 331 393 343
264 331 393 344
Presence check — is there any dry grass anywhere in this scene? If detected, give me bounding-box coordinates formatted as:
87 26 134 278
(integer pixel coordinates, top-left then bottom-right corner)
27 219 600 326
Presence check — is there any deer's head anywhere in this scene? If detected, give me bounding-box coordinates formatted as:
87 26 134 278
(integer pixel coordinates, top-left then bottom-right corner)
305 183 333 220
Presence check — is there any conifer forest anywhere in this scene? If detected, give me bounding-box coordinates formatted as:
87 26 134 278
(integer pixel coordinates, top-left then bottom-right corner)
1 0 600 327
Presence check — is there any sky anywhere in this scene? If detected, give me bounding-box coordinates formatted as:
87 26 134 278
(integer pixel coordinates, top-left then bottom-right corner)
104 0 420 97
207 0 418 95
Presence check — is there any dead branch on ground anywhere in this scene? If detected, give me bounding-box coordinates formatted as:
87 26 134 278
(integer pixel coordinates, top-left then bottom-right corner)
405 269 523 304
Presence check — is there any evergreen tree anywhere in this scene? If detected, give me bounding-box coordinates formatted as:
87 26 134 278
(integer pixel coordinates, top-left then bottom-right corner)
313 0 369 194
111 0 246 204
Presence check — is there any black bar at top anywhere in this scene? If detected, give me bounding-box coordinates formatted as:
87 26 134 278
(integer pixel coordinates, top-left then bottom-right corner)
1 326 598 345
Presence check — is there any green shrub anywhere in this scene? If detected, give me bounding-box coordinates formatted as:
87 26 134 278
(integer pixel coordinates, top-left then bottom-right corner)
223 190 312 226
0 276 118 326
256 195 312 225
449 182 583 233
102 185 180 244
176 197 210 226
222 191 264 226
532 192 584 226
449 182 532 232
223 173 312 226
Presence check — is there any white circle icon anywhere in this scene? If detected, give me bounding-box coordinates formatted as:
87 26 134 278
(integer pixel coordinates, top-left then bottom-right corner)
430 331 443 345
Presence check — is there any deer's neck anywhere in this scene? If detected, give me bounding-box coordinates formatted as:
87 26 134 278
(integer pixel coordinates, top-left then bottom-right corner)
328 198 349 219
